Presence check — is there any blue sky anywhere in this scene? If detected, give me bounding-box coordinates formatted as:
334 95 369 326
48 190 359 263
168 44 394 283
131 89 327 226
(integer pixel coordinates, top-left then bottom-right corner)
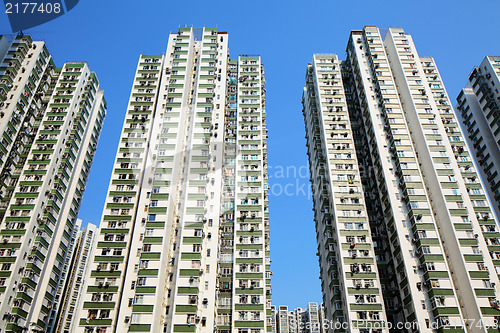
1 0 499 310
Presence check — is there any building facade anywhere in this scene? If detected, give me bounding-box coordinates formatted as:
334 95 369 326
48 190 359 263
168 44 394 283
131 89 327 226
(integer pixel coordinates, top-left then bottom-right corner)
456 57 500 220
276 306 291 333
270 305 277 333
303 26 500 333
0 34 106 332
76 27 271 333
54 222 98 333
273 303 323 333
293 307 305 333
304 302 322 333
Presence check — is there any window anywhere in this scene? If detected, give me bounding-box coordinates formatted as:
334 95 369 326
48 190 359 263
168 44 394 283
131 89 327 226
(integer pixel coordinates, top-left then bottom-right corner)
417 230 427 239
477 262 487 271
425 262 435 271
430 279 440 288
409 202 419 209
437 316 450 326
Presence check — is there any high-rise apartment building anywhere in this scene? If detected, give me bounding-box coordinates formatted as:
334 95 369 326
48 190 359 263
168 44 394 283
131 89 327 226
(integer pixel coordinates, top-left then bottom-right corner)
76 27 271 333
290 307 308 333
295 303 323 333
303 26 500 333
456 57 500 220
0 34 106 332
303 302 322 333
288 311 298 333
271 305 278 333
293 307 305 333
276 306 292 333
55 222 98 333
273 303 323 333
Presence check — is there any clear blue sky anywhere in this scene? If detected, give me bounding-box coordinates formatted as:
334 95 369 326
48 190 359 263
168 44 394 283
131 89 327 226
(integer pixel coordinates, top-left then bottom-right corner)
1 0 499 310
